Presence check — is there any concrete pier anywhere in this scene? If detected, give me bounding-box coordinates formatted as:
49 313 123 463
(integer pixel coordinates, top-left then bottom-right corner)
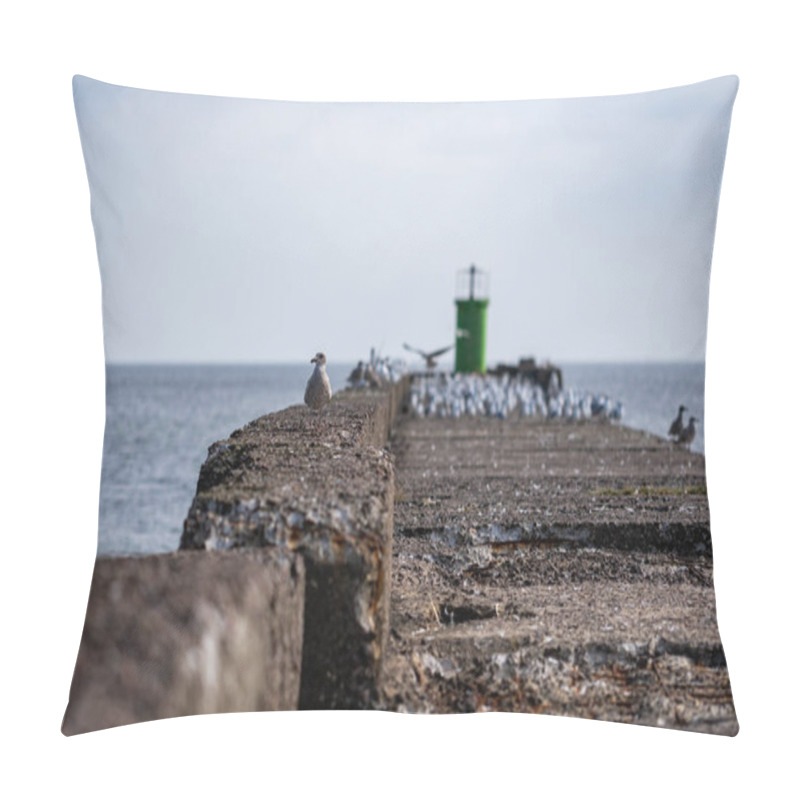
379 414 737 734
180 382 405 709
65 378 737 735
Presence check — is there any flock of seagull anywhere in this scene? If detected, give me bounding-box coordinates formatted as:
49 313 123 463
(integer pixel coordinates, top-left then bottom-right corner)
346 352 408 389
406 372 623 421
342 350 625 423
307 351 696 449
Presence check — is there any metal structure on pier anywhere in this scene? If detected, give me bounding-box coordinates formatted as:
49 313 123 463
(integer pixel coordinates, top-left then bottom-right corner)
454 264 489 374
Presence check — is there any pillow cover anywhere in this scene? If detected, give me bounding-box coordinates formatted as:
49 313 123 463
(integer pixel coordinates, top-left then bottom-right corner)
64 75 739 735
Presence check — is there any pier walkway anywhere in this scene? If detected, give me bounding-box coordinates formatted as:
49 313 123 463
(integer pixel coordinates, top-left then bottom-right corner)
380 415 738 734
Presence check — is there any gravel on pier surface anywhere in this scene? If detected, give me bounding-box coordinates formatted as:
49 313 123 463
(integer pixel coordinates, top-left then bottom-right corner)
391 416 709 532
380 415 737 735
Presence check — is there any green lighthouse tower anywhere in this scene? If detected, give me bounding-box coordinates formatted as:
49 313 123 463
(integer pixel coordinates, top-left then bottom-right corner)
455 264 489 374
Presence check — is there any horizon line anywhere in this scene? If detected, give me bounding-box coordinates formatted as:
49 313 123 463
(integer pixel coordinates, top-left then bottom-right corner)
103 358 707 367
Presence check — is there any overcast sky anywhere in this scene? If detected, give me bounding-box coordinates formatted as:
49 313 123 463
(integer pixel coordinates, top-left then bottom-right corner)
73 75 737 365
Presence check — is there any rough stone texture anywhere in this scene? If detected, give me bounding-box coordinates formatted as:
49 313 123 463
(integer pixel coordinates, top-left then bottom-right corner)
180 381 405 709
381 412 738 735
62 549 304 736
392 417 711 534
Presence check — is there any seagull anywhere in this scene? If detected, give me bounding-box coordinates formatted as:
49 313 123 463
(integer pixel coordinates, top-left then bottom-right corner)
364 362 382 388
668 405 687 439
677 416 697 448
403 342 454 369
347 360 366 387
305 352 332 410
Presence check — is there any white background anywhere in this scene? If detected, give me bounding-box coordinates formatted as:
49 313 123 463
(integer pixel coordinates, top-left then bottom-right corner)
2 1 797 796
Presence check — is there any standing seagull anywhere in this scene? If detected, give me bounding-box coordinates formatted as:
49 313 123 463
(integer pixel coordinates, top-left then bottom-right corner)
305 352 332 411
364 362 382 388
677 416 697 448
347 360 366 388
668 405 687 440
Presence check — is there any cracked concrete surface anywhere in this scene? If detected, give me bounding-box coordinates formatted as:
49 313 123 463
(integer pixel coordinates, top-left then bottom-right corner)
380 413 737 735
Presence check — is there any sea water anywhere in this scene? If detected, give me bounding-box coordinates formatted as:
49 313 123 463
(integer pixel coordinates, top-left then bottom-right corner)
97 362 704 555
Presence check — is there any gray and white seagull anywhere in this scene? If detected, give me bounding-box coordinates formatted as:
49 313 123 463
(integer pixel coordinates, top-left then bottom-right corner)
668 405 687 440
305 352 332 411
677 416 697 449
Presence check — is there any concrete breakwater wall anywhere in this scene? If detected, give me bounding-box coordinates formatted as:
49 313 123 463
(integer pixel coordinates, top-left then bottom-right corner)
65 375 736 734
63 550 305 735
64 381 406 733
180 380 406 709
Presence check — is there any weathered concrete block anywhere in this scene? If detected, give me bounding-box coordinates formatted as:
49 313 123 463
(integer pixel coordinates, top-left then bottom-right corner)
381 406 737 734
180 384 402 709
62 549 304 735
